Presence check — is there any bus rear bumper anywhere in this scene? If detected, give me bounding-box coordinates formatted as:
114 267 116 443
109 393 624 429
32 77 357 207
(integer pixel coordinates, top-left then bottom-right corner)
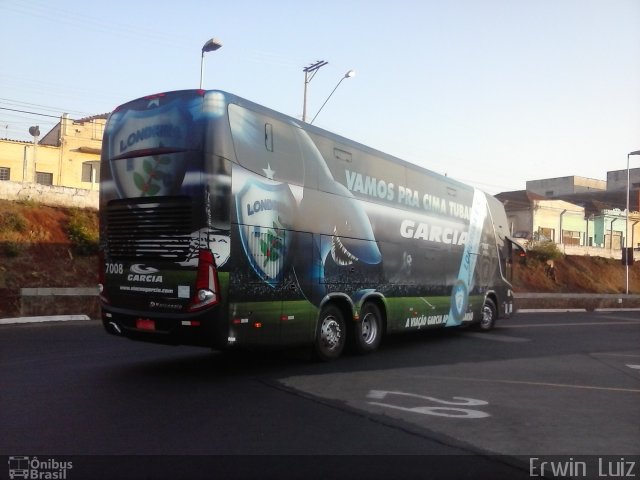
101 305 229 349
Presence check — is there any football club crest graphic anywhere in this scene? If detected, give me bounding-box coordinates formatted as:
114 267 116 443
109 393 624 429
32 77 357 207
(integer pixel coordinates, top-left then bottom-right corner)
450 279 469 321
108 99 194 198
236 178 296 287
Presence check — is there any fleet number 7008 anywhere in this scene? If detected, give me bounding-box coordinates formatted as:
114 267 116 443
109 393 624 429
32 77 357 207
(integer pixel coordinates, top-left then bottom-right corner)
105 263 124 274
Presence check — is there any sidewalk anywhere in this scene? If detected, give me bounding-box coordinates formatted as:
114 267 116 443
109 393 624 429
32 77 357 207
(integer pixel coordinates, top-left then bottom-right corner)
0 314 92 325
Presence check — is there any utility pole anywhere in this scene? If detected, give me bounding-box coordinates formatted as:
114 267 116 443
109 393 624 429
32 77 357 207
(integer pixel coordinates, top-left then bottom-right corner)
302 60 328 122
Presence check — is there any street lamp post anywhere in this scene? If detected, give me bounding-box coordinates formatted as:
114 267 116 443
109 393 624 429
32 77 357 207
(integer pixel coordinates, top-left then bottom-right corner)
302 60 328 122
28 125 40 183
625 150 640 294
310 70 356 124
199 38 223 89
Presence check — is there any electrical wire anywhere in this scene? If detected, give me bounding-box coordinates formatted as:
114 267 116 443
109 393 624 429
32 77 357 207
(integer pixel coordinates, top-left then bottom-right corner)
0 107 62 119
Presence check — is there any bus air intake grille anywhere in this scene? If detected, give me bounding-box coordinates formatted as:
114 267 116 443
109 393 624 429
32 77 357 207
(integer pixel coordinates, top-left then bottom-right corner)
106 196 196 262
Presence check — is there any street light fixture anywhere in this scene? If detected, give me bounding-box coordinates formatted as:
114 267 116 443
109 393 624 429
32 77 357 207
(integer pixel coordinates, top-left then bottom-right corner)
310 70 356 125
199 38 223 89
302 60 328 122
625 149 640 294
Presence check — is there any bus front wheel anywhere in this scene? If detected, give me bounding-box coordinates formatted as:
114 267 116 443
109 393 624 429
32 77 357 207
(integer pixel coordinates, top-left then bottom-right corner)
478 297 497 331
352 302 383 354
314 305 347 361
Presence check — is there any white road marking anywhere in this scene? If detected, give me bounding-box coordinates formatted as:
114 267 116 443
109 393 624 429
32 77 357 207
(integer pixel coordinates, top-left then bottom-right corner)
504 321 640 328
367 390 490 419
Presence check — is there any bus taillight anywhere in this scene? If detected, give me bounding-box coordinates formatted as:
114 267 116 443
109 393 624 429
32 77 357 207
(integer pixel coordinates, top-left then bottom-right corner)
187 249 220 312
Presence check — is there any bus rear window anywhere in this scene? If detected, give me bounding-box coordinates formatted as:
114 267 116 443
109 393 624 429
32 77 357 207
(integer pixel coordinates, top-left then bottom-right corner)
105 91 206 161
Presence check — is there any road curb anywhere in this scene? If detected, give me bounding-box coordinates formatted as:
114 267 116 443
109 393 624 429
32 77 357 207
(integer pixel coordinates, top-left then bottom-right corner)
0 314 92 325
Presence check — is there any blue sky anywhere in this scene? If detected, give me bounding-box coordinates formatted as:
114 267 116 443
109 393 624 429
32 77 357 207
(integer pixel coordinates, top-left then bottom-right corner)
1 0 639 194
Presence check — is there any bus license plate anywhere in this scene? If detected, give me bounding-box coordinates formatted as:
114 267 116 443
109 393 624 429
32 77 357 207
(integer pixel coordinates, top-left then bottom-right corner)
136 318 156 331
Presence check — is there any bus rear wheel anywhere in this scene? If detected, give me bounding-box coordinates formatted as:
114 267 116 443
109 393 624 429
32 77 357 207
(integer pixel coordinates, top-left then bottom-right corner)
478 297 497 331
352 302 383 354
314 305 346 361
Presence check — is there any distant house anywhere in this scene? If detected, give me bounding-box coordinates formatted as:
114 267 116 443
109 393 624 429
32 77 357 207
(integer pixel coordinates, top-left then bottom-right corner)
0 113 107 189
496 188 639 258
496 191 589 246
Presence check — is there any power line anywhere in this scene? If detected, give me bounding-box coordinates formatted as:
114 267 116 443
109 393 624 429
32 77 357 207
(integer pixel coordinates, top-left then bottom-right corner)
0 103 107 143
0 106 62 119
0 97 93 117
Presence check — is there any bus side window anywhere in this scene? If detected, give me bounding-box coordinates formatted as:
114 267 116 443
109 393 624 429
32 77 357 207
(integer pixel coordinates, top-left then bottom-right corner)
265 123 273 152
334 148 352 163
229 104 305 186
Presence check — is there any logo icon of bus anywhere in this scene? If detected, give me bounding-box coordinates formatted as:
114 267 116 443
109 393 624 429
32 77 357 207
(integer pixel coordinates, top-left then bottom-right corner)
8 456 30 479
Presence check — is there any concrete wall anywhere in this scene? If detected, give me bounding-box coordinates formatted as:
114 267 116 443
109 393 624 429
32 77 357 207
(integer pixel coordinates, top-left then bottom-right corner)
561 244 621 259
0 180 98 209
18 287 99 318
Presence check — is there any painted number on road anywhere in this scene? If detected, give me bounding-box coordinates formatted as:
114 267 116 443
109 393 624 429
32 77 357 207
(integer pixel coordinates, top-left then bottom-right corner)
367 390 490 419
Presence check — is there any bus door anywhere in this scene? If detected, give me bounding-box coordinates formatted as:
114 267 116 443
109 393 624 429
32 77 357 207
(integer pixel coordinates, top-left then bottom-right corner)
278 230 316 345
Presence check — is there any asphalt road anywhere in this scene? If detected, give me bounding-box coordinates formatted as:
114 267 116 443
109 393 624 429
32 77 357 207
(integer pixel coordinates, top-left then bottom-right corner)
1 311 639 479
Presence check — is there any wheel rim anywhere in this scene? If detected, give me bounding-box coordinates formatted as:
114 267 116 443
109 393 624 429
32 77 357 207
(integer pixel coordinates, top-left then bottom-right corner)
320 315 342 350
360 312 378 345
481 305 493 329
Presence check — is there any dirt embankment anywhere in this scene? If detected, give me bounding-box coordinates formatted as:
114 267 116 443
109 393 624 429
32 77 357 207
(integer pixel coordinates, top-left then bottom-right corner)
512 254 637 294
1 200 637 317
0 200 97 317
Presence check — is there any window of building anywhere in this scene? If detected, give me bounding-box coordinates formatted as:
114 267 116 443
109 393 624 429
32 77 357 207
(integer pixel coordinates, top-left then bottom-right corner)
562 230 581 246
36 172 53 186
91 120 105 140
604 231 623 250
536 227 555 242
82 161 100 183
0 167 10 181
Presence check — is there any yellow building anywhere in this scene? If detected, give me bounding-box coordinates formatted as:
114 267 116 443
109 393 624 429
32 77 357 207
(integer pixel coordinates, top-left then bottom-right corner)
0 113 107 189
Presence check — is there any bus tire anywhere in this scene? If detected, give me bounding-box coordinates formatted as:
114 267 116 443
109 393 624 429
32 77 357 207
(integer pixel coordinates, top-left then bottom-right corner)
478 297 497 331
314 305 347 361
352 302 383 354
